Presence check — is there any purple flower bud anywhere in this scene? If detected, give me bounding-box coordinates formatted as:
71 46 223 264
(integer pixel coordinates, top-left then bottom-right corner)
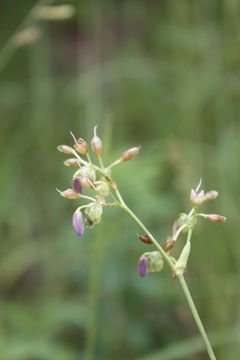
73 177 82 193
138 256 148 277
73 209 85 236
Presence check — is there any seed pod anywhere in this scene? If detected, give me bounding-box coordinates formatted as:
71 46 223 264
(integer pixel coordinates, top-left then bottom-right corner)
122 146 140 161
72 177 82 194
91 126 102 156
138 234 153 245
73 209 85 236
138 251 164 277
64 158 79 167
57 145 75 155
57 188 81 199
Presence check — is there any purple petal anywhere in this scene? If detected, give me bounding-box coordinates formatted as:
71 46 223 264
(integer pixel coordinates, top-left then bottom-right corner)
73 177 82 193
73 209 85 236
138 256 148 277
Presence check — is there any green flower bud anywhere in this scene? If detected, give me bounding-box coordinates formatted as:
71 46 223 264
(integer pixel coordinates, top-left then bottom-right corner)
95 181 109 197
85 202 103 226
174 242 191 277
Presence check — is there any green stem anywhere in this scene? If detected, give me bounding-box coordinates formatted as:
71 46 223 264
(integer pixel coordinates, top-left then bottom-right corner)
97 155 104 170
118 194 216 360
177 274 216 360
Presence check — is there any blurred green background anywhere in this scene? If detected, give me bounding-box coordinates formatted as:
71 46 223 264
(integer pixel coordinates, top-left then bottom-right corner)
0 0 240 359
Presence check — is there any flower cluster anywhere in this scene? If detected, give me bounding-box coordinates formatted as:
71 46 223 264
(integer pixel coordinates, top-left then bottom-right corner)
57 126 140 237
137 179 226 278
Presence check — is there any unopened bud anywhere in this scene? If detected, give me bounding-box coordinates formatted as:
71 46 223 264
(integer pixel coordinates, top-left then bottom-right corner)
122 146 140 161
203 191 218 203
201 213 226 223
91 126 102 156
174 242 191 277
190 189 205 207
138 251 164 277
74 138 89 154
64 158 79 167
163 237 175 253
138 234 153 245
57 145 75 155
72 177 82 194
57 188 81 200
73 209 85 236
94 181 109 197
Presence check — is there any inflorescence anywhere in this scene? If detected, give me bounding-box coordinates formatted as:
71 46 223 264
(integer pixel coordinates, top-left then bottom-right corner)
57 128 226 279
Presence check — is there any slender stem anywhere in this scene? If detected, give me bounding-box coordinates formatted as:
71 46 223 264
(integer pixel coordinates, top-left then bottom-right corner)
108 158 122 169
97 155 104 170
86 152 93 167
117 192 216 360
177 274 216 360
81 195 96 202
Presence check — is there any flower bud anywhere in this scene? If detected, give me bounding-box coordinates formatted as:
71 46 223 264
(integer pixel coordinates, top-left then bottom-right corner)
138 234 153 245
163 237 175 253
74 138 89 154
138 251 164 277
57 188 81 199
95 181 109 198
122 146 140 161
203 191 218 203
73 209 85 236
85 202 103 226
91 126 102 156
57 145 75 155
201 214 226 223
72 177 82 194
174 242 191 277
190 189 205 207
64 158 79 167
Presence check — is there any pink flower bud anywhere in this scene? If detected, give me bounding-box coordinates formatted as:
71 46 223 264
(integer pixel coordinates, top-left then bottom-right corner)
57 145 75 155
203 191 218 203
73 209 85 236
57 188 81 199
74 138 89 154
91 126 102 156
122 146 140 161
64 158 79 167
203 214 226 223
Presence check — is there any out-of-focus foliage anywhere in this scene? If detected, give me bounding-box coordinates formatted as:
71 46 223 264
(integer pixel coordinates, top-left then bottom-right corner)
0 0 240 359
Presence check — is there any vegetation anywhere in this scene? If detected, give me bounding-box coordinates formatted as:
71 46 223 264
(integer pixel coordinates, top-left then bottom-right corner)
0 1 239 359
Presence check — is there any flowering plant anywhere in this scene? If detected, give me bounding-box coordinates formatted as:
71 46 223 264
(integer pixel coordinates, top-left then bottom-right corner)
57 127 226 360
